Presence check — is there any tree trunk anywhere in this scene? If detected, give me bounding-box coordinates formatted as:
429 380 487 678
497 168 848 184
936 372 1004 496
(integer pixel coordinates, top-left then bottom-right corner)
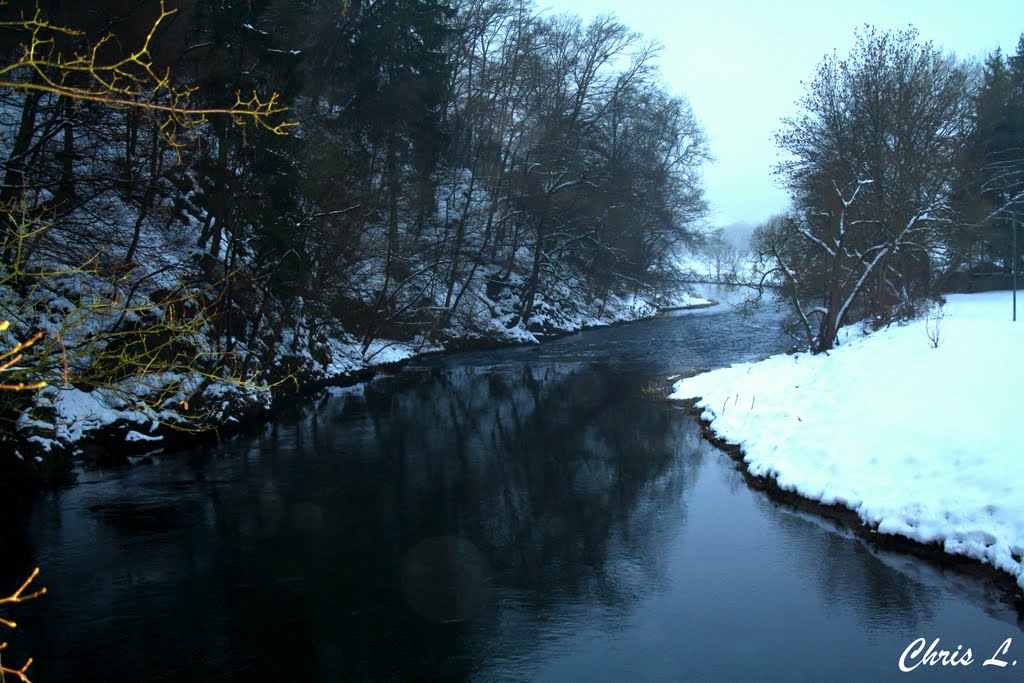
1 90 43 261
124 127 163 264
520 219 545 326
57 105 76 209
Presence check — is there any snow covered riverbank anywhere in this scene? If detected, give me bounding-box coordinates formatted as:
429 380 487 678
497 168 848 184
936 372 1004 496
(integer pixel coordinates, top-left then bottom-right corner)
6 287 710 475
670 291 1024 593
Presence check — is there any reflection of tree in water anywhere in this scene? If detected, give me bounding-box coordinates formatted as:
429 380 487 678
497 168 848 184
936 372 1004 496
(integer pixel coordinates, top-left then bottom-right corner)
758 498 940 631
366 363 701 605
279 360 705 679
773 502 1023 634
4 360 702 682
259 361 704 679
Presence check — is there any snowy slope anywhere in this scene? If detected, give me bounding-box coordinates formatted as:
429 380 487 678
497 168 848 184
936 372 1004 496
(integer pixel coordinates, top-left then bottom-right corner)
670 291 1024 592
3 278 709 461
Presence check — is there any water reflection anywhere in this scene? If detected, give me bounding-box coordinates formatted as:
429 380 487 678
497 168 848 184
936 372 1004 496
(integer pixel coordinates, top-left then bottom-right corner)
3 357 704 681
1 302 1020 682
747 497 938 631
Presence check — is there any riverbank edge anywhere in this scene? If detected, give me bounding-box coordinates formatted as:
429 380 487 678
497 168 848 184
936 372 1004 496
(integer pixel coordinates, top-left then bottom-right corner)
670 394 1024 614
4 298 720 486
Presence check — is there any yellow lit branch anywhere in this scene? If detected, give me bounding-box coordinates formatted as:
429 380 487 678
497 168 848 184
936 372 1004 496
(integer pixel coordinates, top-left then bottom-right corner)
0 1 296 147
1 210 294 431
0 323 47 392
0 568 46 683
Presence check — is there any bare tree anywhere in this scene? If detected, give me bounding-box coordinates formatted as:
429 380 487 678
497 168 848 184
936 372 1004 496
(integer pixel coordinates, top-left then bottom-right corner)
700 227 744 282
767 26 972 351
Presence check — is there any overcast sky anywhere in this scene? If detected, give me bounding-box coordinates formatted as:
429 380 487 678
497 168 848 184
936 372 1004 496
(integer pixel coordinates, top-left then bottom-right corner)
543 0 1023 228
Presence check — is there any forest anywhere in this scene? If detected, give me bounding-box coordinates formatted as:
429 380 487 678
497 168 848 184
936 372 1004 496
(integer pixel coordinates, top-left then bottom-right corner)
0 0 709 468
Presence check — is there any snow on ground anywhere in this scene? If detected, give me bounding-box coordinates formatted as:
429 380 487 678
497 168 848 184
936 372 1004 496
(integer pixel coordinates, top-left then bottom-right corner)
670 291 1024 592
4 256 707 456
362 338 437 366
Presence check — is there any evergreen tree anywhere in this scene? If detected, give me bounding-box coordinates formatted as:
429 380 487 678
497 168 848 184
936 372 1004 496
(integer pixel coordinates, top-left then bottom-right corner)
958 36 1024 274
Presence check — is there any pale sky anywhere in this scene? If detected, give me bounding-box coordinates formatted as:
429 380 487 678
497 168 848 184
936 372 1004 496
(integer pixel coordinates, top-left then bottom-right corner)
544 0 1023 227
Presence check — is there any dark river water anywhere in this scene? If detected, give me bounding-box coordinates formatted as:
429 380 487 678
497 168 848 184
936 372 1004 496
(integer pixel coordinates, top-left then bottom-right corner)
1 293 1021 682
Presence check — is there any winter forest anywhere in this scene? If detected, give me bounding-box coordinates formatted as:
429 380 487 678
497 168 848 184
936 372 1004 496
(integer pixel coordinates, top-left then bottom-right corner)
1 0 715 467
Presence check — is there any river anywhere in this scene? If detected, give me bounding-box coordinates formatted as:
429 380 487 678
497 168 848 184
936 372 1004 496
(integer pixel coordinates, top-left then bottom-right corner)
1 295 1020 682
